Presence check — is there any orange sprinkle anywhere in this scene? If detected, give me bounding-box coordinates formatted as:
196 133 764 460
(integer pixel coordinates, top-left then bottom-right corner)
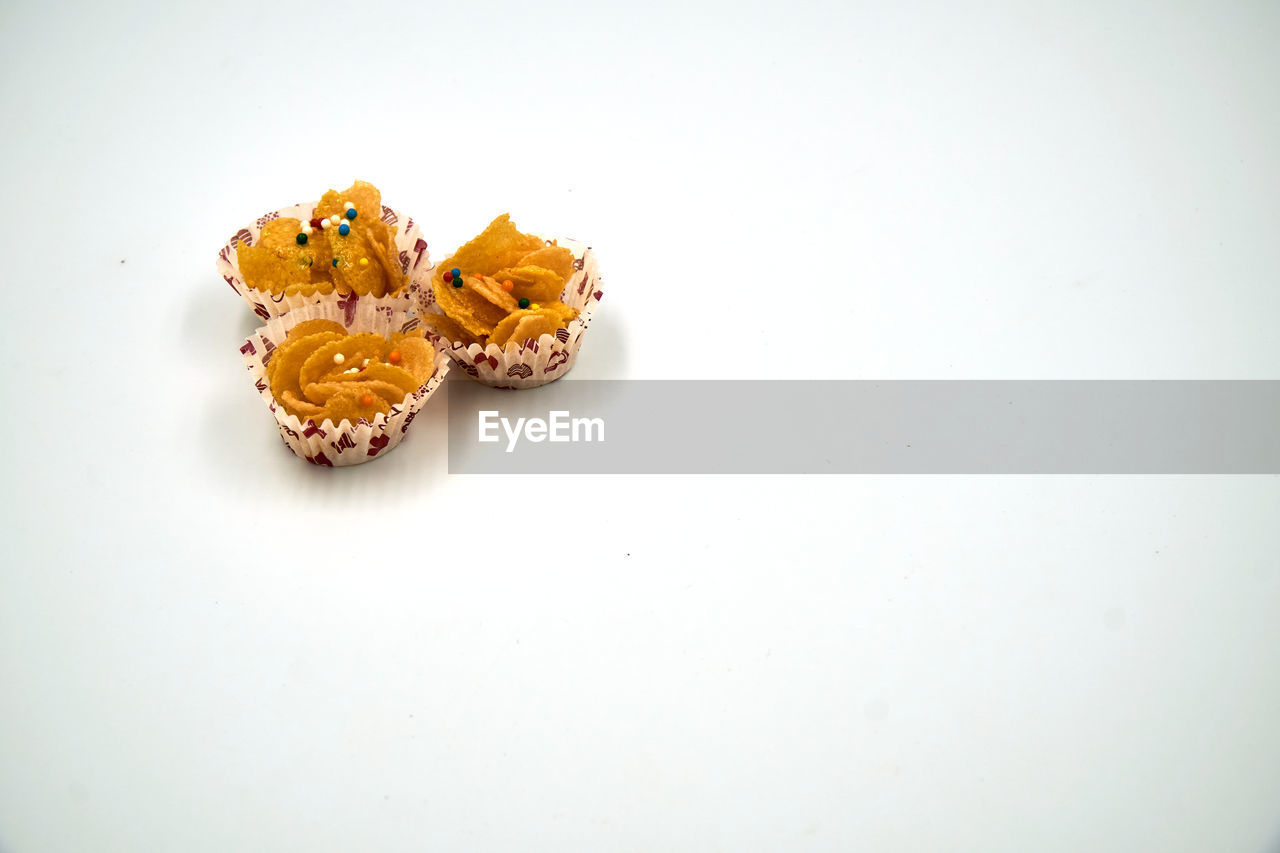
472 273 483 281
501 279 514 292
360 394 374 407
387 350 402 365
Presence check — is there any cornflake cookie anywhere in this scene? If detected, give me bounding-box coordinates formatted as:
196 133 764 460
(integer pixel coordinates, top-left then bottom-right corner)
235 181 408 298
426 214 580 347
267 318 436 424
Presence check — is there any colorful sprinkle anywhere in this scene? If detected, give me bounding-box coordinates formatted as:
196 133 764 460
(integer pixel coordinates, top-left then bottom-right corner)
309 217 324 229
442 270 454 284
501 279 514 292
360 394 374 407
332 258 339 267
388 350 402 365
518 298 530 309
295 232 308 245
345 207 357 220
333 353 345 365
338 222 350 236
452 278 463 288
531 303 541 310
450 267 461 278
360 257 369 266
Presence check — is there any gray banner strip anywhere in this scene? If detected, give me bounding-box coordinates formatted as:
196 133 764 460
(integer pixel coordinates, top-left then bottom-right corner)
445 381 1280 474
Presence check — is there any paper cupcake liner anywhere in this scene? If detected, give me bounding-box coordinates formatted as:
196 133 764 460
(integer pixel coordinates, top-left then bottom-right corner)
217 201 432 320
408 237 604 389
241 301 452 467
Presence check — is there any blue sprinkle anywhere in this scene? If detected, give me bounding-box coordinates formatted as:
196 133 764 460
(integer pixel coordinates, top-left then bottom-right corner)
338 222 350 236
450 267 461 278
345 208 357 220
332 259 339 267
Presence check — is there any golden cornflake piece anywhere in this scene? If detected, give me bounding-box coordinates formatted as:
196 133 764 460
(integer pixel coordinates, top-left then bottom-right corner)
304 379 407 406
338 363 420 397
490 265 565 303
417 313 478 347
434 213 545 281
465 274 520 313
268 331 344 404
329 221 404 296
315 180 381 223
298 333 390 388
432 276 509 338
387 328 425 348
536 300 579 326
391 336 437 382
258 217 305 252
323 387 392 423
285 319 347 340
515 245 575 281
236 217 316 295
504 313 562 348
488 302 581 348
307 235 334 282
488 309 540 348
280 390 326 419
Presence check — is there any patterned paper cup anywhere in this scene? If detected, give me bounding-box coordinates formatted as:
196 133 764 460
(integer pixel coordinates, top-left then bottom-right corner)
217 201 433 321
408 237 604 389
240 300 451 467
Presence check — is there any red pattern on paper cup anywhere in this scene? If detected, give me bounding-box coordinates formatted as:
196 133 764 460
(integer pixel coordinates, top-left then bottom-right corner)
241 301 451 467
217 201 432 320
408 238 604 389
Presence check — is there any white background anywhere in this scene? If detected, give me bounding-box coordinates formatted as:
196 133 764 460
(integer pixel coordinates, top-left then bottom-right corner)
2 0 1278 850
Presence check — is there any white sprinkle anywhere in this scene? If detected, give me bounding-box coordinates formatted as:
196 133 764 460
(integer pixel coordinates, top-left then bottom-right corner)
321 218 331 229
330 214 341 225
344 367 359 374
344 201 355 211
301 224 312 234
333 353 345 365
362 359 370 367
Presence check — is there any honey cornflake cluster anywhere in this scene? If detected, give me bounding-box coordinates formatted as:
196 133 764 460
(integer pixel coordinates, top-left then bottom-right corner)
422 214 580 348
236 181 407 298
266 318 435 424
